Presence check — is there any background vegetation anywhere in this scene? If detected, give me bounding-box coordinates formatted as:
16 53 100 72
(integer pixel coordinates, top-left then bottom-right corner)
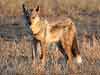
0 0 100 16
0 0 100 75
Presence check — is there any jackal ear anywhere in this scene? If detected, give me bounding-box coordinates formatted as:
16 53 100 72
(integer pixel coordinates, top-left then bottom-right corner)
35 5 39 12
22 3 26 8
22 4 26 13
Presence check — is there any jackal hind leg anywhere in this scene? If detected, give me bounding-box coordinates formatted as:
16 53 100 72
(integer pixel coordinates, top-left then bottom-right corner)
66 46 73 65
56 41 68 64
61 37 73 65
40 41 47 66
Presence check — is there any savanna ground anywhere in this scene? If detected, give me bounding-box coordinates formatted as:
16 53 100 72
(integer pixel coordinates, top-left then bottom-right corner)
0 0 100 75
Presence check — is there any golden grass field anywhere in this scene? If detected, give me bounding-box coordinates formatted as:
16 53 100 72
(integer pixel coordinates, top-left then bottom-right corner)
0 0 100 75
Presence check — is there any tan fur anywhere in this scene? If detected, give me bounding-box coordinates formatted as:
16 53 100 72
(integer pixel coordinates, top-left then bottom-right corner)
61 21 82 64
29 6 81 65
30 16 67 65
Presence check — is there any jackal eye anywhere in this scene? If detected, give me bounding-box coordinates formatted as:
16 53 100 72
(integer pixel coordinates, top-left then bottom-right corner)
32 16 35 19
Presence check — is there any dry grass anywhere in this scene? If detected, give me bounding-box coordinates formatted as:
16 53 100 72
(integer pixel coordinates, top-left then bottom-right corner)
0 17 100 75
0 0 100 16
0 29 100 75
0 0 100 75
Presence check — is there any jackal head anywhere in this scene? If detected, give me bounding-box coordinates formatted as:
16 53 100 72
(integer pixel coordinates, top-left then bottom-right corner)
30 5 40 25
